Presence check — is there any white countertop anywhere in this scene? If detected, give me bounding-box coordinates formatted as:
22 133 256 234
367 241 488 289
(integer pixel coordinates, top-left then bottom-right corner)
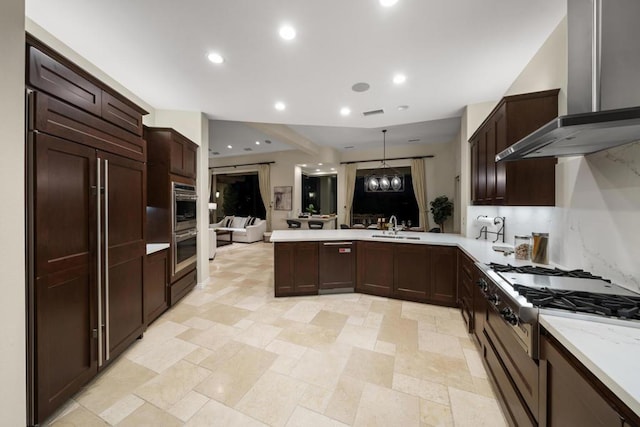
540 314 640 416
146 243 169 255
270 229 540 267
271 229 640 415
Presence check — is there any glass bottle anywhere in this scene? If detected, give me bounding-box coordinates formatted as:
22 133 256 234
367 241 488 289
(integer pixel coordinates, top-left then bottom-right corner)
514 235 531 260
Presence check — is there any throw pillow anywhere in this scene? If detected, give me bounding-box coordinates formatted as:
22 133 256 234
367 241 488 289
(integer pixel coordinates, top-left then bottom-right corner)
245 216 253 227
250 217 258 225
223 216 234 227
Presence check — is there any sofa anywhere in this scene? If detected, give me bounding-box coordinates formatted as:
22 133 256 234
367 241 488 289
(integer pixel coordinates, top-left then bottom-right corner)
211 216 267 243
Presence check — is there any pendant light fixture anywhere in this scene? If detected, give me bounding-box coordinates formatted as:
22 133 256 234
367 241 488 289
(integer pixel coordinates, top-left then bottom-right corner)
365 129 404 192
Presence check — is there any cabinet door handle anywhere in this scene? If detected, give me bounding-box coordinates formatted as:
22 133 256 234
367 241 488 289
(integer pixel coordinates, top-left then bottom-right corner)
96 158 103 367
104 159 110 362
323 242 353 246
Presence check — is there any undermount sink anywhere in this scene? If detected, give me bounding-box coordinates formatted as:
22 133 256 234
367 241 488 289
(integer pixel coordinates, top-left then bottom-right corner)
371 234 420 240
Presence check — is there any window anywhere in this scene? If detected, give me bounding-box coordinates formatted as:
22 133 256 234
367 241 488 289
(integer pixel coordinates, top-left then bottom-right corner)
301 174 337 215
352 167 419 226
215 173 266 221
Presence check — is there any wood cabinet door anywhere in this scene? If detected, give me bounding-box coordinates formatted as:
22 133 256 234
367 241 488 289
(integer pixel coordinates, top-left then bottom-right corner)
101 91 144 136
470 138 479 203
144 249 169 325
493 106 507 203
356 241 394 297
477 131 488 203
33 134 98 423
274 243 295 296
540 334 627 427
393 243 430 302
275 242 319 296
100 151 146 363
183 142 197 178
485 123 497 202
430 246 457 305
169 137 185 176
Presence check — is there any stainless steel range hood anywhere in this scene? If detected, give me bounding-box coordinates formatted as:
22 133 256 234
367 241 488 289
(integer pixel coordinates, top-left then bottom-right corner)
497 0 640 162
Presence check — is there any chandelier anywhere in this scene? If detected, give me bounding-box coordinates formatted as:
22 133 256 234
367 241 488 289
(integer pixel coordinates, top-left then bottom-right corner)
365 129 404 192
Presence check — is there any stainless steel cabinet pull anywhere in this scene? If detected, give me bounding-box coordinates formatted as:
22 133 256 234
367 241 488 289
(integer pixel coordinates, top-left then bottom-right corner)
96 158 102 367
104 159 110 361
323 242 353 246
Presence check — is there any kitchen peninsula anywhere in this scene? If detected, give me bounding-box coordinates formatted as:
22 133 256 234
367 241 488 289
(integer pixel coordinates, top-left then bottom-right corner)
270 229 640 426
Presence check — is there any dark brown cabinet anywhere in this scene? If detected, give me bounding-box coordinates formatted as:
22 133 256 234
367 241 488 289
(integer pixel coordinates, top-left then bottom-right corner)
429 246 457 305
470 89 559 206
274 242 319 296
356 241 394 297
394 244 430 301
146 127 198 180
27 39 147 426
458 250 474 333
539 332 639 427
144 249 169 325
319 241 356 290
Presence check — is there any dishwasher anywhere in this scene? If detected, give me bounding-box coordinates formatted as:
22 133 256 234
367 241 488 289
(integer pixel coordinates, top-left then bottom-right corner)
318 241 356 293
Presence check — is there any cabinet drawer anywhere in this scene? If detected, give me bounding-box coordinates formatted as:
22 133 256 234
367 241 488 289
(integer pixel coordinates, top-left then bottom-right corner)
28 46 102 116
102 91 143 136
170 268 196 305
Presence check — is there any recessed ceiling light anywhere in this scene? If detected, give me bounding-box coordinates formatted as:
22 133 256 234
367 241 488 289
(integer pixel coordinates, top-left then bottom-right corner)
207 52 224 64
227 145 232 149
379 0 399 7
398 105 409 111
340 107 351 116
331 168 336 171
301 164 307 167
275 102 286 111
255 141 260 145
393 74 407 84
316 169 321 172
352 82 370 92
318 163 323 166
279 25 296 40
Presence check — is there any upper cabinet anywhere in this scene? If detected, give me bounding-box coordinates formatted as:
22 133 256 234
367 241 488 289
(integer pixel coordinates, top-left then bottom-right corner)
27 45 146 137
470 89 559 206
145 127 198 179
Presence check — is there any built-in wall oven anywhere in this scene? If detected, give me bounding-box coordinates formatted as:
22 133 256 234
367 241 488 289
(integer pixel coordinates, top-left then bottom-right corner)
173 182 197 232
172 182 197 275
174 228 197 275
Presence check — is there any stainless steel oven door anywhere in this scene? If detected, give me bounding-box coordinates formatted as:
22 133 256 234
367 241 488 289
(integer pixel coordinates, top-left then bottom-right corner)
173 182 197 232
173 228 197 275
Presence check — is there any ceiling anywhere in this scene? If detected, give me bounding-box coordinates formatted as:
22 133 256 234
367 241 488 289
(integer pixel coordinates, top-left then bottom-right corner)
25 0 566 155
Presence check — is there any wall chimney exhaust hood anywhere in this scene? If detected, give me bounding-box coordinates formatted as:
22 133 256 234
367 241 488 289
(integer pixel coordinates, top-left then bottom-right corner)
497 0 640 162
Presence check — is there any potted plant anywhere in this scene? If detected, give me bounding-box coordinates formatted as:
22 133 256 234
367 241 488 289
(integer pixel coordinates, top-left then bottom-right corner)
429 195 453 233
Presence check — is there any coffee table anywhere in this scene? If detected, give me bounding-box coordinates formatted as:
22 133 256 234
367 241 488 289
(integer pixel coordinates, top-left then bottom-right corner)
215 229 233 247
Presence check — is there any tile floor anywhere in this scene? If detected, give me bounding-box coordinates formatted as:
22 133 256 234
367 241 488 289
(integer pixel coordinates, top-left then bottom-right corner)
47 242 507 426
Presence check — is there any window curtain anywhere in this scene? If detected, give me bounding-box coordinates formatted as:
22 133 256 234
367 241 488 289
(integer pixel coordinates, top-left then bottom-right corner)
257 164 272 231
343 164 357 226
411 158 429 230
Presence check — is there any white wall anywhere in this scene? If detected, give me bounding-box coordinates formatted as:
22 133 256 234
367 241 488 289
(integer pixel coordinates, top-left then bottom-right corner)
0 1 26 425
212 139 458 231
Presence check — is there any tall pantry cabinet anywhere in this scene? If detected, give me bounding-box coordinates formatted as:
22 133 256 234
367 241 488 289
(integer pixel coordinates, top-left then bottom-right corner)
26 38 148 425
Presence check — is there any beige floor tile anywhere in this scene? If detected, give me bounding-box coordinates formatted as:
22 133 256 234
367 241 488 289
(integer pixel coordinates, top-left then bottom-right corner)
378 316 419 351
282 300 325 323
324 375 365 425
420 398 454 427
265 339 308 359
199 303 252 326
197 339 247 372
234 294 268 311
195 344 277 406
286 406 350 427
336 323 378 350
182 316 216 330
311 309 349 331
463 347 488 379
98 393 144 425
117 402 182 427
448 387 507 427
299 385 334 414
343 347 395 388
167 390 209 422
392 373 450 405
135 360 211 409
289 348 348 389
124 321 190 360
418 328 465 359
183 347 213 365
184 399 267 427
395 347 472 387
435 316 469 338
353 382 420 427
74 358 157 415
184 322 240 351
132 337 199 373
48 405 108 426
233 318 255 329
276 321 339 349
373 340 397 356
236 371 308 426
234 322 283 348
363 311 385 329
269 354 299 375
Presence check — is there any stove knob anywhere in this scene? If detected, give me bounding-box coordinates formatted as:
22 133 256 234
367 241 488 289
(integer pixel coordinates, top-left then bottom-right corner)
476 279 488 292
488 294 500 306
500 308 518 326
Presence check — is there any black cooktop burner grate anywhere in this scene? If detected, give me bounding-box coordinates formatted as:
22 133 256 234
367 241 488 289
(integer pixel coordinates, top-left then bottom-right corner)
488 263 611 282
514 284 640 320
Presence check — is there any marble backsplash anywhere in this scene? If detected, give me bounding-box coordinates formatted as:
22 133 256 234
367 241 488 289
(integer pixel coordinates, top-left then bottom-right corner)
465 141 640 293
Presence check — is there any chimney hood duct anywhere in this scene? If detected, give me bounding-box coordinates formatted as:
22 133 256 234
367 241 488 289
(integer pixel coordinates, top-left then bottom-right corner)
497 0 640 162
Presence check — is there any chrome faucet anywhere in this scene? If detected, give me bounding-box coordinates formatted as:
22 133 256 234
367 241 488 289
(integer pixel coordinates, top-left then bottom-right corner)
388 215 398 235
